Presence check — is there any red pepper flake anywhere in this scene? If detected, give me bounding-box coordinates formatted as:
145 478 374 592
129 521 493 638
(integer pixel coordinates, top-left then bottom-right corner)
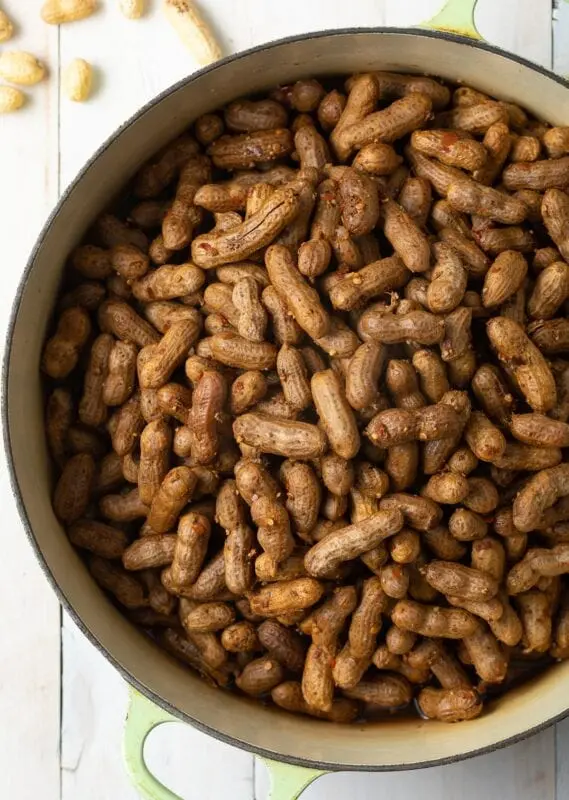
440 131 460 151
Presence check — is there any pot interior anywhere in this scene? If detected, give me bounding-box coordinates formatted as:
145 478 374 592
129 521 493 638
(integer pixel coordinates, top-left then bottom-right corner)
6 29 569 770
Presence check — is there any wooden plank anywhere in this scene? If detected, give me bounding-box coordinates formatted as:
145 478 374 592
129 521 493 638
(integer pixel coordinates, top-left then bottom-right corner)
556 716 569 799
0 2 62 799
384 0 552 68
57 3 200 191
553 0 569 76
384 0 443 27
255 730 556 800
475 0 552 68
231 0 387 40
61 617 140 800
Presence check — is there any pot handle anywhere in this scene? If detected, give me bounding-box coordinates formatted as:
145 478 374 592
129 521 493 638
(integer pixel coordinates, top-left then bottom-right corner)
261 759 326 800
124 688 182 800
123 688 326 799
421 0 482 40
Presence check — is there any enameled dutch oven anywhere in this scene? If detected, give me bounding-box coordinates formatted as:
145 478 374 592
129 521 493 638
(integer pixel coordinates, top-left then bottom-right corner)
5 4 569 798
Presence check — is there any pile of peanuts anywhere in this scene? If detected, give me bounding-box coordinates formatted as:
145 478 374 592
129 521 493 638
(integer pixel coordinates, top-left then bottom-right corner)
43 70 569 724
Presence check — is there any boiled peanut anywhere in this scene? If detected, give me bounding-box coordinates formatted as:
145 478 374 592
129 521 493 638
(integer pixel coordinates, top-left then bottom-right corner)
304 509 403 577
311 369 360 460
45 67 569 727
53 453 95 523
417 687 482 722
392 599 478 638
248 578 324 617
233 413 326 459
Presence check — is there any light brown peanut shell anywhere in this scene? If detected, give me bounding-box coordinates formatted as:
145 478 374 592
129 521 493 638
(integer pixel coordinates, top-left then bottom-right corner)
304 508 404 577
233 413 327 459
248 578 324 617
421 561 499 601
265 244 330 339
487 317 557 414
192 187 301 268
311 369 360 459
53 453 95 523
391 599 478 638
417 687 482 722
382 198 431 274
482 251 528 309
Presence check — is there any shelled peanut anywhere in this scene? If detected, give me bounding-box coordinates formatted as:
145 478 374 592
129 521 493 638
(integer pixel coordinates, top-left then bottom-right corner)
43 69 569 725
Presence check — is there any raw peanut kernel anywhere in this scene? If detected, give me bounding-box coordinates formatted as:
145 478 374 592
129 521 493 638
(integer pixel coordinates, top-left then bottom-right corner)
119 0 145 18
0 10 14 42
0 51 45 85
42 0 98 24
0 85 25 113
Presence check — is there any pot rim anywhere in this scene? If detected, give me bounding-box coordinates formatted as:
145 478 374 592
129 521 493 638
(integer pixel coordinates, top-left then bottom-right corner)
4 26 569 772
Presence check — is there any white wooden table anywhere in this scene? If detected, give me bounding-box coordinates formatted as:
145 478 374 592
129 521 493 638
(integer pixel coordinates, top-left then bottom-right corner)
1 1 569 797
